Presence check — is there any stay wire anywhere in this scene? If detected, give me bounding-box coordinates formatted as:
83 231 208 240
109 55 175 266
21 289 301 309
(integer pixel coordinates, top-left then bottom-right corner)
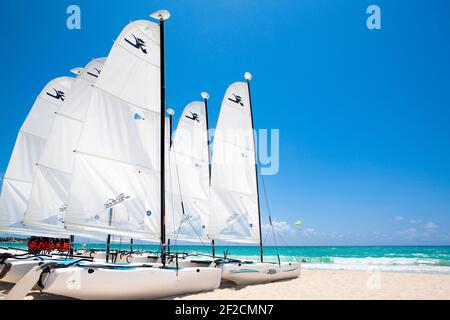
260 174 281 265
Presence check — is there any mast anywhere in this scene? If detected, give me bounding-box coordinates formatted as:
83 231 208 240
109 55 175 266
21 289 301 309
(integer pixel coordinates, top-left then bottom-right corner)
167 109 175 148
167 108 174 255
69 235 75 258
201 91 215 258
245 72 264 263
106 207 112 262
151 9 170 267
201 92 211 183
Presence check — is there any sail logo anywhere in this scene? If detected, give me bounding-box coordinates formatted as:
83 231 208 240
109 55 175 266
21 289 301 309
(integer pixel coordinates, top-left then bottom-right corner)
228 94 244 107
226 212 240 224
266 269 277 275
47 89 65 101
104 193 131 209
185 111 200 123
125 34 148 54
87 68 101 78
134 113 145 120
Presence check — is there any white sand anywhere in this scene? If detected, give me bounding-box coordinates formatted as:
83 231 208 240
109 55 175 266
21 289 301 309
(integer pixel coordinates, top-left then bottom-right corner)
177 269 450 300
1 269 450 300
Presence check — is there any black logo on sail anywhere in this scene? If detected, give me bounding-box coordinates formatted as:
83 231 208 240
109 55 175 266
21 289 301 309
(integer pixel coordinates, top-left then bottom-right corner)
228 94 244 107
87 68 101 78
185 111 200 123
47 89 65 101
226 212 240 224
104 193 131 209
125 34 147 54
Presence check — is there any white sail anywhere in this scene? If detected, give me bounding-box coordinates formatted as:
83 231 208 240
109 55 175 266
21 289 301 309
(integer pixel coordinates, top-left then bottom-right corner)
166 102 210 243
0 77 74 237
63 21 162 241
209 82 260 243
23 58 106 236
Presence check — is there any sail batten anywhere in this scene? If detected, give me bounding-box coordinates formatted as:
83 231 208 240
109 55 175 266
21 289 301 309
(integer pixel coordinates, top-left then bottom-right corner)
72 150 157 172
92 84 160 113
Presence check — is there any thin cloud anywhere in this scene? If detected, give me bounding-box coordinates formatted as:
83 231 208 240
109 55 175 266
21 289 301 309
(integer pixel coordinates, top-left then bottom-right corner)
425 221 438 231
396 228 418 238
262 220 295 234
301 228 317 237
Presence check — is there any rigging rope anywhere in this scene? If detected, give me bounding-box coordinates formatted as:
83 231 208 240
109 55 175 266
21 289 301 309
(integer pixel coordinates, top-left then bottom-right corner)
260 174 281 265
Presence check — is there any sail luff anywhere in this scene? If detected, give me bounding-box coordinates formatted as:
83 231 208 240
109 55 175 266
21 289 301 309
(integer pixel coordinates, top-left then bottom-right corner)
203 96 212 184
159 17 167 265
203 94 215 255
246 77 264 261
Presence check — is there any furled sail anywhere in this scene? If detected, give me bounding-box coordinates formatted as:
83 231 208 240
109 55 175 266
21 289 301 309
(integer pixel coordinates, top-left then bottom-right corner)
0 76 74 237
166 102 210 243
24 58 106 235
63 21 162 241
209 82 260 243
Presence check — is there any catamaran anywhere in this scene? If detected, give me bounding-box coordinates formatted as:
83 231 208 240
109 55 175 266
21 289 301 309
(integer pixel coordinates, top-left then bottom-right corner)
7 10 222 300
162 74 301 285
207 73 301 285
164 95 213 268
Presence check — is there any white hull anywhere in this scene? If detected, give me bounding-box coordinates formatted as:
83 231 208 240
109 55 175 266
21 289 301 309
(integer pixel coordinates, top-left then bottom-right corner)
220 262 301 285
0 250 165 285
39 264 222 299
0 252 97 284
0 259 43 283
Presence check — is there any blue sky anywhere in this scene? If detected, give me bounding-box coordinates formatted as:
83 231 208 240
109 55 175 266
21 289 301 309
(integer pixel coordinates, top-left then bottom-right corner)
0 0 449 245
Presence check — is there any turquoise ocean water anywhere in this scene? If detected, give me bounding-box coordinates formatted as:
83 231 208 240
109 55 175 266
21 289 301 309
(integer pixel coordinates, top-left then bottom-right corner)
2 242 450 274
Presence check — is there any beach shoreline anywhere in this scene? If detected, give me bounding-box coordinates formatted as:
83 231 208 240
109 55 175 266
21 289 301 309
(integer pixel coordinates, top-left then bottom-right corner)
1 269 449 300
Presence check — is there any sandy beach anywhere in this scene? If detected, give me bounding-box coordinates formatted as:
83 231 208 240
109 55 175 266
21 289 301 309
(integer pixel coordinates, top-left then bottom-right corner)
1 269 449 300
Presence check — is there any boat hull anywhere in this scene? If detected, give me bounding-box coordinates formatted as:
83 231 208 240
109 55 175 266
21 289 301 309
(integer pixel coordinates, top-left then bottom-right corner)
41 265 222 299
220 262 301 285
0 259 43 284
